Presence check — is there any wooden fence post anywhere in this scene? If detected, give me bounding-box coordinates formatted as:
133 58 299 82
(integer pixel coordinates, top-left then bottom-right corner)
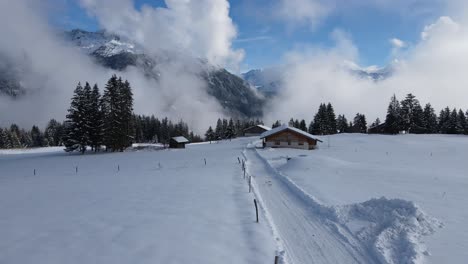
249 176 252 193
274 256 279 264
204 158 207 165
33 169 36 176
76 166 78 174
238 157 241 164
254 199 259 223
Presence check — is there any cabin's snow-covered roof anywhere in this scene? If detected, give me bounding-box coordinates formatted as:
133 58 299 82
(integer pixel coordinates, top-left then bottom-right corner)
244 125 271 131
257 125 272 131
171 136 189 143
260 125 322 142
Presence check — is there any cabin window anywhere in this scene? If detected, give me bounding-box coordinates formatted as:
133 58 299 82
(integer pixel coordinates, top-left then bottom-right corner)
298 141 304 145
275 140 280 145
288 141 291 145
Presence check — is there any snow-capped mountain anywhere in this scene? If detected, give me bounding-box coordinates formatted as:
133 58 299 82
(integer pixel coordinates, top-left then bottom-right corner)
241 68 284 97
242 61 394 96
64 29 141 57
342 60 394 81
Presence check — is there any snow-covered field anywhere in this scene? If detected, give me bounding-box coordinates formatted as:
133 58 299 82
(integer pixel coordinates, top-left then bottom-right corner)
256 134 468 263
0 139 276 264
1 134 466 264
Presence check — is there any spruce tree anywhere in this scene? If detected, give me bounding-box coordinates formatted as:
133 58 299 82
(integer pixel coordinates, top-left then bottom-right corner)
272 120 281 128
101 76 134 151
312 104 327 135
215 118 223 140
64 82 88 153
353 113 367 133
399 93 424 133
325 103 337 134
336 115 349 133
438 107 451 134
225 119 235 140
299 119 307 132
384 94 402 134
205 126 215 142
448 109 458 134
30 125 44 147
0 128 5 148
456 109 466 134
118 79 134 150
308 121 314 134
44 119 62 146
422 103 438 133
88 84 103 151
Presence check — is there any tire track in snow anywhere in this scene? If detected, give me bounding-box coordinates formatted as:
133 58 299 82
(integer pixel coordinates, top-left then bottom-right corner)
244 147 376 264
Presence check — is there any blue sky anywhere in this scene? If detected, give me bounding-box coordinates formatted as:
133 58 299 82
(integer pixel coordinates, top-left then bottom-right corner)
54 0 444 71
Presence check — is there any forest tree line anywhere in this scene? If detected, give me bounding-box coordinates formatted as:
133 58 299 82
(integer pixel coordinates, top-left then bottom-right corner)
270 93 468 136
2 91 468 149
0 75 202 152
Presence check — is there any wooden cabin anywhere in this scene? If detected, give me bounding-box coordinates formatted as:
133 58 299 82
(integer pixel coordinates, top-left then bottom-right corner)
169 136 190 149
243 125 271 137
260 125 322 150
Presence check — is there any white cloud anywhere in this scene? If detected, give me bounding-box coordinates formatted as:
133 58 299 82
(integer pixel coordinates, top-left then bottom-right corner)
275 0 332 29
390 38 406 49
421 16 460 40
79 0 244 71
274 0 447 30
265 15 468 125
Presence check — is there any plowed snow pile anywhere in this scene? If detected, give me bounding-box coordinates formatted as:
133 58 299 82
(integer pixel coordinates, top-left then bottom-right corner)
335 198 441 264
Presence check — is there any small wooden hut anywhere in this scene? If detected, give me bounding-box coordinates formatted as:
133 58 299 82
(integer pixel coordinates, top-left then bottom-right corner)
169 136 190 149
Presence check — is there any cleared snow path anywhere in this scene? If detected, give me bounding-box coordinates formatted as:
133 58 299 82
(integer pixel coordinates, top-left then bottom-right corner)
243 146 376 264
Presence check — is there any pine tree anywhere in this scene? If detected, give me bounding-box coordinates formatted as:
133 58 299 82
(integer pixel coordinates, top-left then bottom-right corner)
101 76 134 151
30 125 44 147
384 94 402 134
336 115 349 133
371 118 381 128
353 113 367 133
456 109 466 134
325 103 337 134
44 119 62 146
466 110 468 134
438 107 451 134
215 118 223 140
88 84 103 151
422 103 438 133
0 128 6 148
118 79 134 150
447 109 458 134
308 121 314 134
64 82 88 153
205 126 215 142
272 120 281 128
225 119 235 140
1 129 12 149
299 119 307 132
312 104 327 135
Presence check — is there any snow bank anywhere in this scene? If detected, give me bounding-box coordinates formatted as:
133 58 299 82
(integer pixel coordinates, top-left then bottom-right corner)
0 147 63 155
336 197 442 264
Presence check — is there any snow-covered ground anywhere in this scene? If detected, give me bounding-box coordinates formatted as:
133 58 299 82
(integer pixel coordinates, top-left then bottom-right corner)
0 139 276 264
256 134 468 263
1 134 465 264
